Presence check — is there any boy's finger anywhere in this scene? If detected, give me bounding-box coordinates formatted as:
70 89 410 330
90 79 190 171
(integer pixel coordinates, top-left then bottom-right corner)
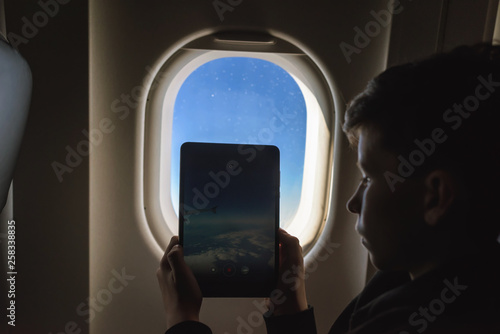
167 245 187 281
278 228 301 250
166 236 180 253
160 236 180 271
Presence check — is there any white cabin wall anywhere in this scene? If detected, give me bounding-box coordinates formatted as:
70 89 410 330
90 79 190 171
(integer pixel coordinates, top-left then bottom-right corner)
388 0 498 67
441 0 497 51
3 1 89 333
494 0 500 42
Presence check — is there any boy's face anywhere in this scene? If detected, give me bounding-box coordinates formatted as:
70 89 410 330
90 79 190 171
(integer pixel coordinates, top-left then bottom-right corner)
347 126 428 272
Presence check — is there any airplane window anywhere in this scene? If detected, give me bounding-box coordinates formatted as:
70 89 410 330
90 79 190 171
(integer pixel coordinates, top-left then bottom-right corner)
143 35 334 254
169 57 307 229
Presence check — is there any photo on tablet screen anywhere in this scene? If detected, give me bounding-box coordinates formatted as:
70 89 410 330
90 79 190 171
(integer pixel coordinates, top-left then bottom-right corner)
179 142 279 297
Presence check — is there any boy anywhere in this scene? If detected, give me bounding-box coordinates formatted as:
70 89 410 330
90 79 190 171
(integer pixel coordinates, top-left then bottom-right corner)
157 43 500 333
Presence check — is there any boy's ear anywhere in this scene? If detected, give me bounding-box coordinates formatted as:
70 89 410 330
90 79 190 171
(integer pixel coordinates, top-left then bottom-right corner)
423 170 460 227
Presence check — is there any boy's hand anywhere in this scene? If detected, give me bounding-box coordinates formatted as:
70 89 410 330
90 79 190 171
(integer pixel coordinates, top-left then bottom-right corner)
266 228 308 316
157 236 202 330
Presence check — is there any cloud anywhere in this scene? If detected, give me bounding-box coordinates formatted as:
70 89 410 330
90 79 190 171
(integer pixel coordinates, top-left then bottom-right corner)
184 229 275 274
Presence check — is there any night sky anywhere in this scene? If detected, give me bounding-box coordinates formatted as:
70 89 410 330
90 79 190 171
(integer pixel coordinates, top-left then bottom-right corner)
170 57 307 226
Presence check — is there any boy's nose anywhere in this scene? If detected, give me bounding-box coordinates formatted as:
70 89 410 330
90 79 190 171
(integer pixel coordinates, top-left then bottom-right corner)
346 187 361 214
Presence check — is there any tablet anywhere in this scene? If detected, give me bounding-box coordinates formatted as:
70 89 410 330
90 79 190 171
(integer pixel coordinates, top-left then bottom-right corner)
179 142 280 297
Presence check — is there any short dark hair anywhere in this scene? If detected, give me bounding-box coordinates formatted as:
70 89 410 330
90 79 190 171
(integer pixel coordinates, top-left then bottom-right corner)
343 43 500 243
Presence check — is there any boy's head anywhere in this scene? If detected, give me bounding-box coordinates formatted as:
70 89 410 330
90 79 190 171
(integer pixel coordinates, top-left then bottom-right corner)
343 44 500 274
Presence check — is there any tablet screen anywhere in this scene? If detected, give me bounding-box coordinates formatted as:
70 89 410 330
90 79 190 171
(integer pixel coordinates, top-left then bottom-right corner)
179 142 279 297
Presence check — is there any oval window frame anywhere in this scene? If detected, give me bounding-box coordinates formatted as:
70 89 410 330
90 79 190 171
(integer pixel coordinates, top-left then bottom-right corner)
142 32 335 255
